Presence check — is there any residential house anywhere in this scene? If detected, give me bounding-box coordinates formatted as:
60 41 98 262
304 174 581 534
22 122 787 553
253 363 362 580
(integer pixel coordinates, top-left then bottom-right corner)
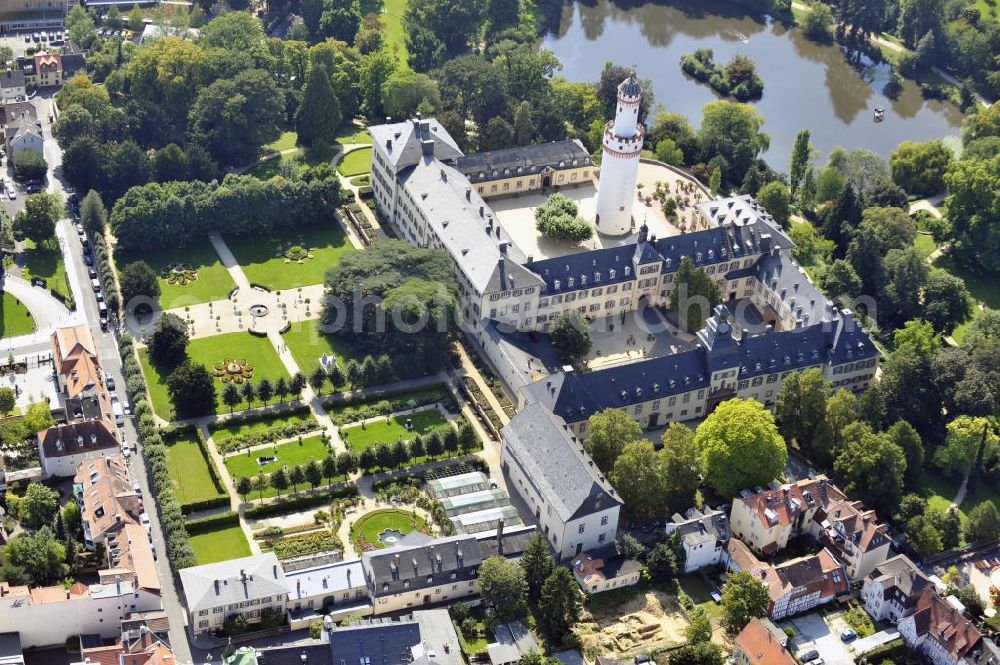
729 476 890 580
665 506 729 572
5 113 41 161
0 71 25 102
362 532 482 614
501 403 621 560
0 101 34 127
51 325 106 399
179 553 288 635
74 455 142 550
724 539 849 621
733 618 796 665
60 41 86 79
897 588 984 665
38 420 119 478
32 53 61 87
862 554 935 623
570 547 641 594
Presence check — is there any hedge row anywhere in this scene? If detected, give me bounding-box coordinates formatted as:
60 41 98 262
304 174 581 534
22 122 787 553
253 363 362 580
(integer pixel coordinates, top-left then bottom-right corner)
208 405 312 432
185 511 240 535
262 531 344 559
162 424 227 512
243 484 358 519
120 334 198 570
91 231 121 312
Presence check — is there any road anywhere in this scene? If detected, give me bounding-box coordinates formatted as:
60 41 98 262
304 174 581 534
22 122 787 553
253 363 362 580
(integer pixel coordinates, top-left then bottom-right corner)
34 91 197 664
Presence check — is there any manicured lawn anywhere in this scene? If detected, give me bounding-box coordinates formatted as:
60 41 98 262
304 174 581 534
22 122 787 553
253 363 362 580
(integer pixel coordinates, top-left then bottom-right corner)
22 239 70 300
226 220 349 290
351 508 427 550
212 409 317 444
914 233 938 261
337 147 372 177
341 408 447 451
117 242 235 307
282 318 361 375
245 147 335 180
139 332 290 419
0 292 34 337
336 124 372 146
224 434 332 478
188 523 252 564
164 433 225 507
266 130 298 152
383 0 409 63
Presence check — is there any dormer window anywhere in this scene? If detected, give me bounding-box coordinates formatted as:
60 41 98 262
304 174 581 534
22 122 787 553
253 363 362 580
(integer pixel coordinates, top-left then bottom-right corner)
554 280 561 289
609 269 616 279
581 275 587 285
595 272 601 281
624 266 631 276
567 277 575 288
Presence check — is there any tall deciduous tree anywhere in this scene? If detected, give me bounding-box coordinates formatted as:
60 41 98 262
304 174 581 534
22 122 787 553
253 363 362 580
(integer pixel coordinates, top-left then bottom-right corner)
18 483 59 530
297 64 341 148
721 570 770 634
611 440 669 519
695 399 787 497
585 408 642 473
789 129 812 196
661 423 700 513
120 261 161 305
167 361 217 418
966 501 1000 543
478 556 527 620
775 368 830 454
697 100 769 183
149 313 189 366
670 257 721 333
13 192 63 245
549 310 592 365
834 422 907 515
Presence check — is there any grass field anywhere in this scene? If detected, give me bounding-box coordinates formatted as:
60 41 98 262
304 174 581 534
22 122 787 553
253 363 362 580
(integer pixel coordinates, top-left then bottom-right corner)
22 239 70 300
165 433 226 507
226 221 349 290
139 331 291 419
224 434 332 479
915 469 962 515
282 318 362 375
914 233 938 260
212 409 317 444
1 292 34 337
351 508 427 549
336 124 372 146
383 0 409 64
245 146 336 180
337 147 372 177
117 242 235 306
341 408 447 450
188 523 252 564
678 573 723 620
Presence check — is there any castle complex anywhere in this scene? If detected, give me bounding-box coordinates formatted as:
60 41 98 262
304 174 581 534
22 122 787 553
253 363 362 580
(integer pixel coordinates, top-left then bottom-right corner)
368 76 880 433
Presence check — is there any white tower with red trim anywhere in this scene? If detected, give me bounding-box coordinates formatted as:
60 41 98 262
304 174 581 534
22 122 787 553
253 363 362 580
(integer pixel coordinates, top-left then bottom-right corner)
595 76 645 237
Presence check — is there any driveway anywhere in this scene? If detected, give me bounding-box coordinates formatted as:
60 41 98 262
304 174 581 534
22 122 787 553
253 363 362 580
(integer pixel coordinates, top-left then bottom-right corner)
783 612 855 665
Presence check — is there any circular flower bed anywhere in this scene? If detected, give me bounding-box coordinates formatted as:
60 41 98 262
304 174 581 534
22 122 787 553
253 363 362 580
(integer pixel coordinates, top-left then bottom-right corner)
283 245 313 263
162 263 199 286
212 358 255 383
350 508 428 552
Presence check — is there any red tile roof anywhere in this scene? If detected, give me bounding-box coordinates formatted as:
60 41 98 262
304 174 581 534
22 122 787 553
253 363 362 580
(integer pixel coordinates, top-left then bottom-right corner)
734 618 796 665
908 587 982 662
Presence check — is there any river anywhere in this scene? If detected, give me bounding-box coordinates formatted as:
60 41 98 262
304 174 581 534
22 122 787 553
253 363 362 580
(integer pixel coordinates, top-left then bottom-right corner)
541 0 965 168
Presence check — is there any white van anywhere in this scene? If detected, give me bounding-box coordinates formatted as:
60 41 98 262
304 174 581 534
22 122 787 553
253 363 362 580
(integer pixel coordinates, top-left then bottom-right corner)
111 400 124 427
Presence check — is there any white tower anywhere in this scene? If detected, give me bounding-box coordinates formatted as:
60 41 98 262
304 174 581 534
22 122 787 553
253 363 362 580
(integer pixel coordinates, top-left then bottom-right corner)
595 76 645 237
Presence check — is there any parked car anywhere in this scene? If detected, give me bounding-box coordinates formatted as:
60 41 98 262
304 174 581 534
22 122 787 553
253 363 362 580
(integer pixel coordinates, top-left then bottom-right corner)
798 649 819 662
122 443 131 458
91 278 101 291
76 223 85 236
95 290 104 302
840 629 858 642
7 188 15 200
104 370 115 391
83 253 94 266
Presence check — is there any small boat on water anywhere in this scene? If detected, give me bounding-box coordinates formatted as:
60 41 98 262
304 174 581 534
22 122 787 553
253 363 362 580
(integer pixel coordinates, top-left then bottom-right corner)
873 107 886 122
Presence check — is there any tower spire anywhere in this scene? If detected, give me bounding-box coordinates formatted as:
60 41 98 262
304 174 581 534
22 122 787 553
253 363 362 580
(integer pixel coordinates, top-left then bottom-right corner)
595 75 645 237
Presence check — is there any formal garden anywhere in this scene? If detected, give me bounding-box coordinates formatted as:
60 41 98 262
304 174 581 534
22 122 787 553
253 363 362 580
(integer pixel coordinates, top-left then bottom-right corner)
224 434 332 479
349 508 428 551
0 292 35 337
225 221 350 290
210 407 321 454
139 330 290 419
118 242 236 306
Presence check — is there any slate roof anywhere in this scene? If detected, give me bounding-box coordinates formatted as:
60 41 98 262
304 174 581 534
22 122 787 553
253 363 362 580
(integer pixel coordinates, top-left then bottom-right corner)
867 555 933 608
527 245 637 295
38 420 118 459
370 118 463 171
362 534 482 598
0 101 35 126
668 506 729 549
455 140 592 184
328 621 422 665
475 524 538 560
502 403 621 522
0 70 24 90
179 553 287 613
618 76 642 99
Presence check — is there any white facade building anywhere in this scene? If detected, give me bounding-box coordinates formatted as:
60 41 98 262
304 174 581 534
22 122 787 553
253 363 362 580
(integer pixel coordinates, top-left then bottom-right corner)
179 553 289 635
594 76 644 236
500 403 622 560
665 506 729 573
